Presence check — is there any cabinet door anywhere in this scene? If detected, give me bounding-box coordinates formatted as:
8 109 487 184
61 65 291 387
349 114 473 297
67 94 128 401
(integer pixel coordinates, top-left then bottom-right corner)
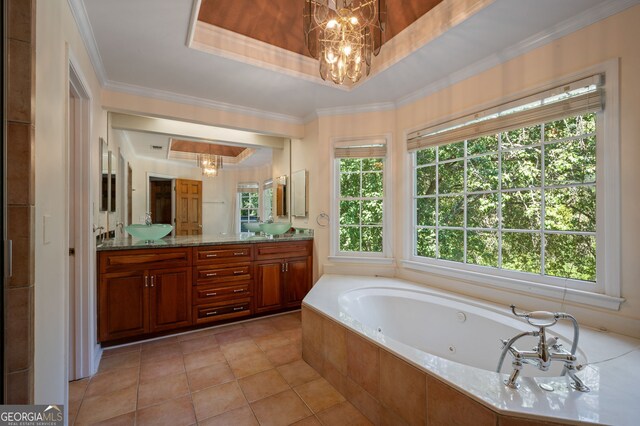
99 271 149 341
284 258 311 307
255 262 283 313
149 267 192 332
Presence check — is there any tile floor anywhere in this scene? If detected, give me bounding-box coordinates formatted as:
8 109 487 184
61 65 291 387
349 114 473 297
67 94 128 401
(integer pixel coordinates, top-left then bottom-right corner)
68 312 372 426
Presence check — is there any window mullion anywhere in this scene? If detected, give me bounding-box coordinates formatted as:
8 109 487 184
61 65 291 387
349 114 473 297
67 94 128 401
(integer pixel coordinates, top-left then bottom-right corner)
435 147 440 258
463 140 468 264
540 123 546 276
498 133 503 269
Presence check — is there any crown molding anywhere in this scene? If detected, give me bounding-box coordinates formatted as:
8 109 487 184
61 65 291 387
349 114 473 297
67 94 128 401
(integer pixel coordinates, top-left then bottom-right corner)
396 0 640 108
103 80 304 125
315 102 397 118
67 0 108 85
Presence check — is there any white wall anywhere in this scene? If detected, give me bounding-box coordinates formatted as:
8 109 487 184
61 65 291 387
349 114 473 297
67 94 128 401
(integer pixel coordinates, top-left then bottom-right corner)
34 0 106 403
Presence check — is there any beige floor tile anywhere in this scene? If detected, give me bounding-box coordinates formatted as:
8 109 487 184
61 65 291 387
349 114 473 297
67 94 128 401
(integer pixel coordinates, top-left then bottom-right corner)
69 398 82 424
291 416 322 426
98 351 140 374
265 342 302 366
178 328 217 342
214 327 251 345
69 378 90 403
137 372 190 408
317 401 372 426
74 384 137 425
198 405 259 426
281 328 302 342
140 335 180 350
242 320 279 338
277 360 321 387
186 362 235 392
238 368 290 402
180 335 219 354
220 340 262 361
184 348 226 371
140 342 183 363
269 314 302 331
140 354 185 383
102 344 141 358
136 395 196 426
228 352 273 378
85 367 139 398
250 389 312 426
294 378 345 413
192 381 247 421
90 411 135 426
253 332 293 352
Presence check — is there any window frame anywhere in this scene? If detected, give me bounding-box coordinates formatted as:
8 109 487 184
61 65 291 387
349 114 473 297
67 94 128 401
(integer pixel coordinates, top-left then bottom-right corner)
402 61 622 310
237 183 259 232
330 135 393 262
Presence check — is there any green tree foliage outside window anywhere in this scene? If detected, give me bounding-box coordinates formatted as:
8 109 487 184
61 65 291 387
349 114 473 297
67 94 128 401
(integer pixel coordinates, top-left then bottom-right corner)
339 158 384 253
414 113 596 283
239 191 259 232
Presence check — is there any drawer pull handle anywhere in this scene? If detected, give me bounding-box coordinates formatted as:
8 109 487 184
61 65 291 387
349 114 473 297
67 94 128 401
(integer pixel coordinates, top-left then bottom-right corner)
233 252 245 256
206 254 218 258
233 270 244 274
233 289 244 293
233 307 244 311
206 273 217 277
205 292 217 296
205 311 218 316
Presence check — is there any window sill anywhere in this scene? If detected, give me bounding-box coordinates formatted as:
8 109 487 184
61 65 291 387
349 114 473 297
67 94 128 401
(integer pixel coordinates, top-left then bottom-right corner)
400 260 624 311
328 256 395 265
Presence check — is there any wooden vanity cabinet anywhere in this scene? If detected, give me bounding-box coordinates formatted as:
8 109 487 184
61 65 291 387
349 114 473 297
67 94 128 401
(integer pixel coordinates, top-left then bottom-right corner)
98 248 192 342
254 240 312 314
192 244 253 325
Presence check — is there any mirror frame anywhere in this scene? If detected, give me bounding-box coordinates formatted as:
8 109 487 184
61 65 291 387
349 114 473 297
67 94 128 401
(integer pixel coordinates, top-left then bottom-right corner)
291 169 308 218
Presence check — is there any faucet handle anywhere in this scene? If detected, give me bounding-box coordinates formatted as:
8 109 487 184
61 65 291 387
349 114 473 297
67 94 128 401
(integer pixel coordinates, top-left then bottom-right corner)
510 305 558 327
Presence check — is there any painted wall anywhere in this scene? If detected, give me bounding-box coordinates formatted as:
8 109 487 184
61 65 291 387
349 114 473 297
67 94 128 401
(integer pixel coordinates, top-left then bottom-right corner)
34 0 106 403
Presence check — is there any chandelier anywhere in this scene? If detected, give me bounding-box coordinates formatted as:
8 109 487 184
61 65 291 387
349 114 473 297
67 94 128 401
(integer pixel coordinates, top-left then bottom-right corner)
304 0 386 85
197 153 223 177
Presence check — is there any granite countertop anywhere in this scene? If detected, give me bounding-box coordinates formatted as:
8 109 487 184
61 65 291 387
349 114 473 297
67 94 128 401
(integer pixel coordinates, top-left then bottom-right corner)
97 232 313 251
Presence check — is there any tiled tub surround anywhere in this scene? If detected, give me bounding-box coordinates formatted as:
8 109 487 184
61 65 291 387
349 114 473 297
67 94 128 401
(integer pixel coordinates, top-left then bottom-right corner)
301 275 640 425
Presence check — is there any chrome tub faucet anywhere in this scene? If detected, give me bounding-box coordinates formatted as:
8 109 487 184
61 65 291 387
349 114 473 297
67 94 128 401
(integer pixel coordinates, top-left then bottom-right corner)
497 305 589 392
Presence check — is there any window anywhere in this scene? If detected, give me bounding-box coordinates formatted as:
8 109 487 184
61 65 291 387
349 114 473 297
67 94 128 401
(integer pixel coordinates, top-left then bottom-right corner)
407 71 622 307
333 140 388 257
263 179 273 221
237 182 259 232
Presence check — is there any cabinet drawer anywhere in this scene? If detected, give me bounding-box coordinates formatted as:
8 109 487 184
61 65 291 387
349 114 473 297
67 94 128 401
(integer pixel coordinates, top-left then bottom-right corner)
99 248 191 273
193 282 250 305
193 298 251 324
194 264 251 284
255 241 312 260
194 245 253 265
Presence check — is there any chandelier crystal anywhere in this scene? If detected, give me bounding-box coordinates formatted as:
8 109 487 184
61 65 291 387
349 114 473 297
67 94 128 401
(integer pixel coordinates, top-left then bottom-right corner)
304 0 386 85
197 153 223 177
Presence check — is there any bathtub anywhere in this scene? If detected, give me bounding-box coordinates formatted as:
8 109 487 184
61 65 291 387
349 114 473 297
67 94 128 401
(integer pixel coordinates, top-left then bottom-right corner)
302 274 640 425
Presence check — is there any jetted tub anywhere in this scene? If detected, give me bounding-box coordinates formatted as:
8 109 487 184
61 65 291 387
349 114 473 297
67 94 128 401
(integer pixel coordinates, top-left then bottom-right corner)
303 274 640 425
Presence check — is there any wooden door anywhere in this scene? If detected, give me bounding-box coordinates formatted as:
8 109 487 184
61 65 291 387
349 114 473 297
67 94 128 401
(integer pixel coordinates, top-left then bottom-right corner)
255 261 283 313
175 179 202 236
284 258 311 306
98 270 149 341
149 267 192 332
150 179 172 224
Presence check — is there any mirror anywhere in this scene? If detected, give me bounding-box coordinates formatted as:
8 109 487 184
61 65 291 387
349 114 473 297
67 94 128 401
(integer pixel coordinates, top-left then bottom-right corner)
100 138 109 211
109 151 117 212
275 175 287 217
108 112 291 233
291 169 308 217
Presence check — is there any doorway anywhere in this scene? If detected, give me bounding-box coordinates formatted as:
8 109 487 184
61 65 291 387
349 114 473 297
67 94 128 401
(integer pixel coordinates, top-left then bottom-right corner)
149 177 173 224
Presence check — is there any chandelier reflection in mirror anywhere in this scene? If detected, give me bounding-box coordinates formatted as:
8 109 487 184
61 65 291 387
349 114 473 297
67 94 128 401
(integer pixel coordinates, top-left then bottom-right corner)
197 153 223 177
304 0 386 85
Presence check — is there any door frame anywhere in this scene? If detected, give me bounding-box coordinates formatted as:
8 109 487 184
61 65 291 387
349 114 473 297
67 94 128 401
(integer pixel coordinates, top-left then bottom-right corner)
68 53 98 379
146 172 175 229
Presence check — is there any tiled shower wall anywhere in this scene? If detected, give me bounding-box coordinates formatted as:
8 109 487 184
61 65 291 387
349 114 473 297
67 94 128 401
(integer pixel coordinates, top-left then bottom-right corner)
5 0 35 403
301 306 572 426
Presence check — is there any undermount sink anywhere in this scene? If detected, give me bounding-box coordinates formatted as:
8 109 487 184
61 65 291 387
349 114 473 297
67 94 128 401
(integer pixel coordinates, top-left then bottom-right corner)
260 222 291 235
125 224 173 240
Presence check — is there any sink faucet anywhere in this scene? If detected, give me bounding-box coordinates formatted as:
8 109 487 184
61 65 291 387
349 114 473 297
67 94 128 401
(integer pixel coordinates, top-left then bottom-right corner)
497 305 589 392
144 212 152 226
